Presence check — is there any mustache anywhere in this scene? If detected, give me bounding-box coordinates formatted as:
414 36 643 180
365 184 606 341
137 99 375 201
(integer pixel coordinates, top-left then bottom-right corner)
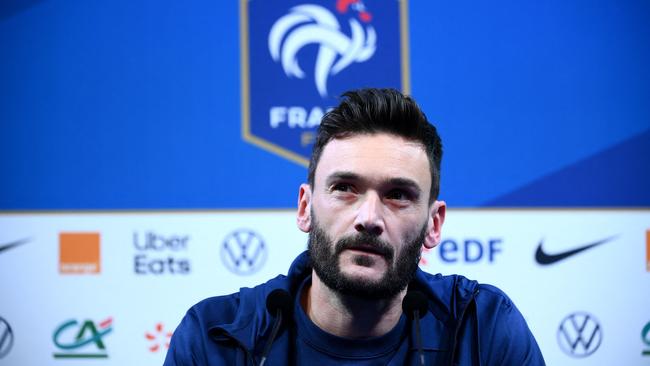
334 233 395 261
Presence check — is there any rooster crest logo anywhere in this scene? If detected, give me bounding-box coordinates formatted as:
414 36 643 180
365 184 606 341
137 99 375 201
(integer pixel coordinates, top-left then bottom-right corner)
268 0 376 97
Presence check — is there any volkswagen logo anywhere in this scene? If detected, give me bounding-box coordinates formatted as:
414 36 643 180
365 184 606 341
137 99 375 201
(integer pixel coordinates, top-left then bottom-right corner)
220 229 267 275
557 312 602 358
0 317 14 359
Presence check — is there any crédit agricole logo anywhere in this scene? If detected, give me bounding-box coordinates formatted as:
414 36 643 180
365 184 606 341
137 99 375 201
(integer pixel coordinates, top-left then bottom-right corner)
52 318 113 359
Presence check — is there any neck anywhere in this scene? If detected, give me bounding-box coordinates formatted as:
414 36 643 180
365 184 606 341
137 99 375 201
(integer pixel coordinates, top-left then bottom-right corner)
302 270 406 339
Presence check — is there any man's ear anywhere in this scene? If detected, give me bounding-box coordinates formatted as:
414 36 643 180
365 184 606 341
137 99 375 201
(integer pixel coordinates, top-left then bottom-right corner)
424 201 446 249
296 183 312 233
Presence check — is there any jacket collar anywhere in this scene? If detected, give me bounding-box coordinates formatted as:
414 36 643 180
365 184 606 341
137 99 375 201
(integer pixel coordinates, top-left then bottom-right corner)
207 252 310 350
208 251 478 352
409 268 479 351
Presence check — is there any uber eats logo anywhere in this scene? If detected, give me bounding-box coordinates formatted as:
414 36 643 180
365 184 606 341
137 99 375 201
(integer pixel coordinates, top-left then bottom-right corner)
133 232 190 275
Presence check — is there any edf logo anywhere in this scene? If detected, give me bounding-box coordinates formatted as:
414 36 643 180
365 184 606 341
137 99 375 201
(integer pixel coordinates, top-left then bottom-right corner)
241 0 409 165
438 238 503 263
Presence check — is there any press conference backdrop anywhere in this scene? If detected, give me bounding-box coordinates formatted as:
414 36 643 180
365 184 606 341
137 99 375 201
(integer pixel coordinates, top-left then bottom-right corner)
1 0 649 365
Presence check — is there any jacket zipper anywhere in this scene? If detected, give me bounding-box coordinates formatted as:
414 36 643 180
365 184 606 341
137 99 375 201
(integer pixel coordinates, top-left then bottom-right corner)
210 332 256 366
449 288 479 366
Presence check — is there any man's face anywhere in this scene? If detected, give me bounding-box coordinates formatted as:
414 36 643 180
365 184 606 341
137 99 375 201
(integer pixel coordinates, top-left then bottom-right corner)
298 132 445 299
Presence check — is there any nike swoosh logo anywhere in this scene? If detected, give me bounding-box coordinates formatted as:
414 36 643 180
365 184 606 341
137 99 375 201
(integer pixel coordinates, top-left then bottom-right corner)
535 235 617 265
0 238 30 254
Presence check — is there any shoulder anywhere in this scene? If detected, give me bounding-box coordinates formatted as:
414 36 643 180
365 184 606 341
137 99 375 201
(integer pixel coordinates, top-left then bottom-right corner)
472 284 546 365
164 274 291 365
415 269 516 314
186 292 244 328
416 270 544 364
414 270 479 308
471 283 527 341
186 273 290 330
475 283 516 310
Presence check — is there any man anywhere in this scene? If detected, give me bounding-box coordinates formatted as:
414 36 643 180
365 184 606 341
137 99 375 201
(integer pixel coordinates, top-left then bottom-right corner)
165 88 545 365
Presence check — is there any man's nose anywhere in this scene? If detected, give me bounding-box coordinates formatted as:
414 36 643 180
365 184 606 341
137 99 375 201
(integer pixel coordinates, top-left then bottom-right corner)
353 192 385 236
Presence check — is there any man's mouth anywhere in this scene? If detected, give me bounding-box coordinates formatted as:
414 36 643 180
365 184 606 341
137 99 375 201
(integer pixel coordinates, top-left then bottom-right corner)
345 244 389 258
335 234 395 261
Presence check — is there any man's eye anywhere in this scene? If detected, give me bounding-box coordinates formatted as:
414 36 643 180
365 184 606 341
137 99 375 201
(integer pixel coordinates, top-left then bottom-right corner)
332 183 354 192
386 189 411 201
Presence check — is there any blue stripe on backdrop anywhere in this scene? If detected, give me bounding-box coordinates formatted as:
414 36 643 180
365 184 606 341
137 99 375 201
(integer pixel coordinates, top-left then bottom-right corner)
486 129 650 206
412 0 650 207
1 0 649 209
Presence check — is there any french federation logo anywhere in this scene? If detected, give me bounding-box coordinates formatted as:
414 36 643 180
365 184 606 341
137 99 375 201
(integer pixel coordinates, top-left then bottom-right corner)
241 0 410 165
269 4 376 98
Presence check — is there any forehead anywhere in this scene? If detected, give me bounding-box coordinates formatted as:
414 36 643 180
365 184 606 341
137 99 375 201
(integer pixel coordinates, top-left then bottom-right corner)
315 133 431 189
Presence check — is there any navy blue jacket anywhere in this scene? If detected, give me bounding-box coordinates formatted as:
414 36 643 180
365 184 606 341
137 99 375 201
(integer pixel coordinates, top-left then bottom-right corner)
164 251 545 365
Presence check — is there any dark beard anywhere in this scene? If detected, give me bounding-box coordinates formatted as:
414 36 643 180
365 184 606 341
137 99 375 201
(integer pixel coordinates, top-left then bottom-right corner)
308 218 427 300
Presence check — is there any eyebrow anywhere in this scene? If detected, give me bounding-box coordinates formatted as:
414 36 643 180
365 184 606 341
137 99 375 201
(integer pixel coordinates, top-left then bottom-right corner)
387 177 422 195
324 171 423 196
325 171 361 187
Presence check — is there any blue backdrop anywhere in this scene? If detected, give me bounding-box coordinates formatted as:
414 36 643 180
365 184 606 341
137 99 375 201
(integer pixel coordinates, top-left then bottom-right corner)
1 0 649 209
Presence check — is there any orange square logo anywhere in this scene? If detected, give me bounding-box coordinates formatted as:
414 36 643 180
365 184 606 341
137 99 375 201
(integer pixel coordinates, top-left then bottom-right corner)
59 232 101 274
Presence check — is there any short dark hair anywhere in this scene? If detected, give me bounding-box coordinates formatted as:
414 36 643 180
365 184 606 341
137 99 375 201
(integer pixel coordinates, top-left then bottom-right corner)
308 88 443 201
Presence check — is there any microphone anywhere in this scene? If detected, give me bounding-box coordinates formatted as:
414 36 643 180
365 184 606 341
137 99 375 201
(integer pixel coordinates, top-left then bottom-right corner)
403 291 427 366
259 289 293 366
